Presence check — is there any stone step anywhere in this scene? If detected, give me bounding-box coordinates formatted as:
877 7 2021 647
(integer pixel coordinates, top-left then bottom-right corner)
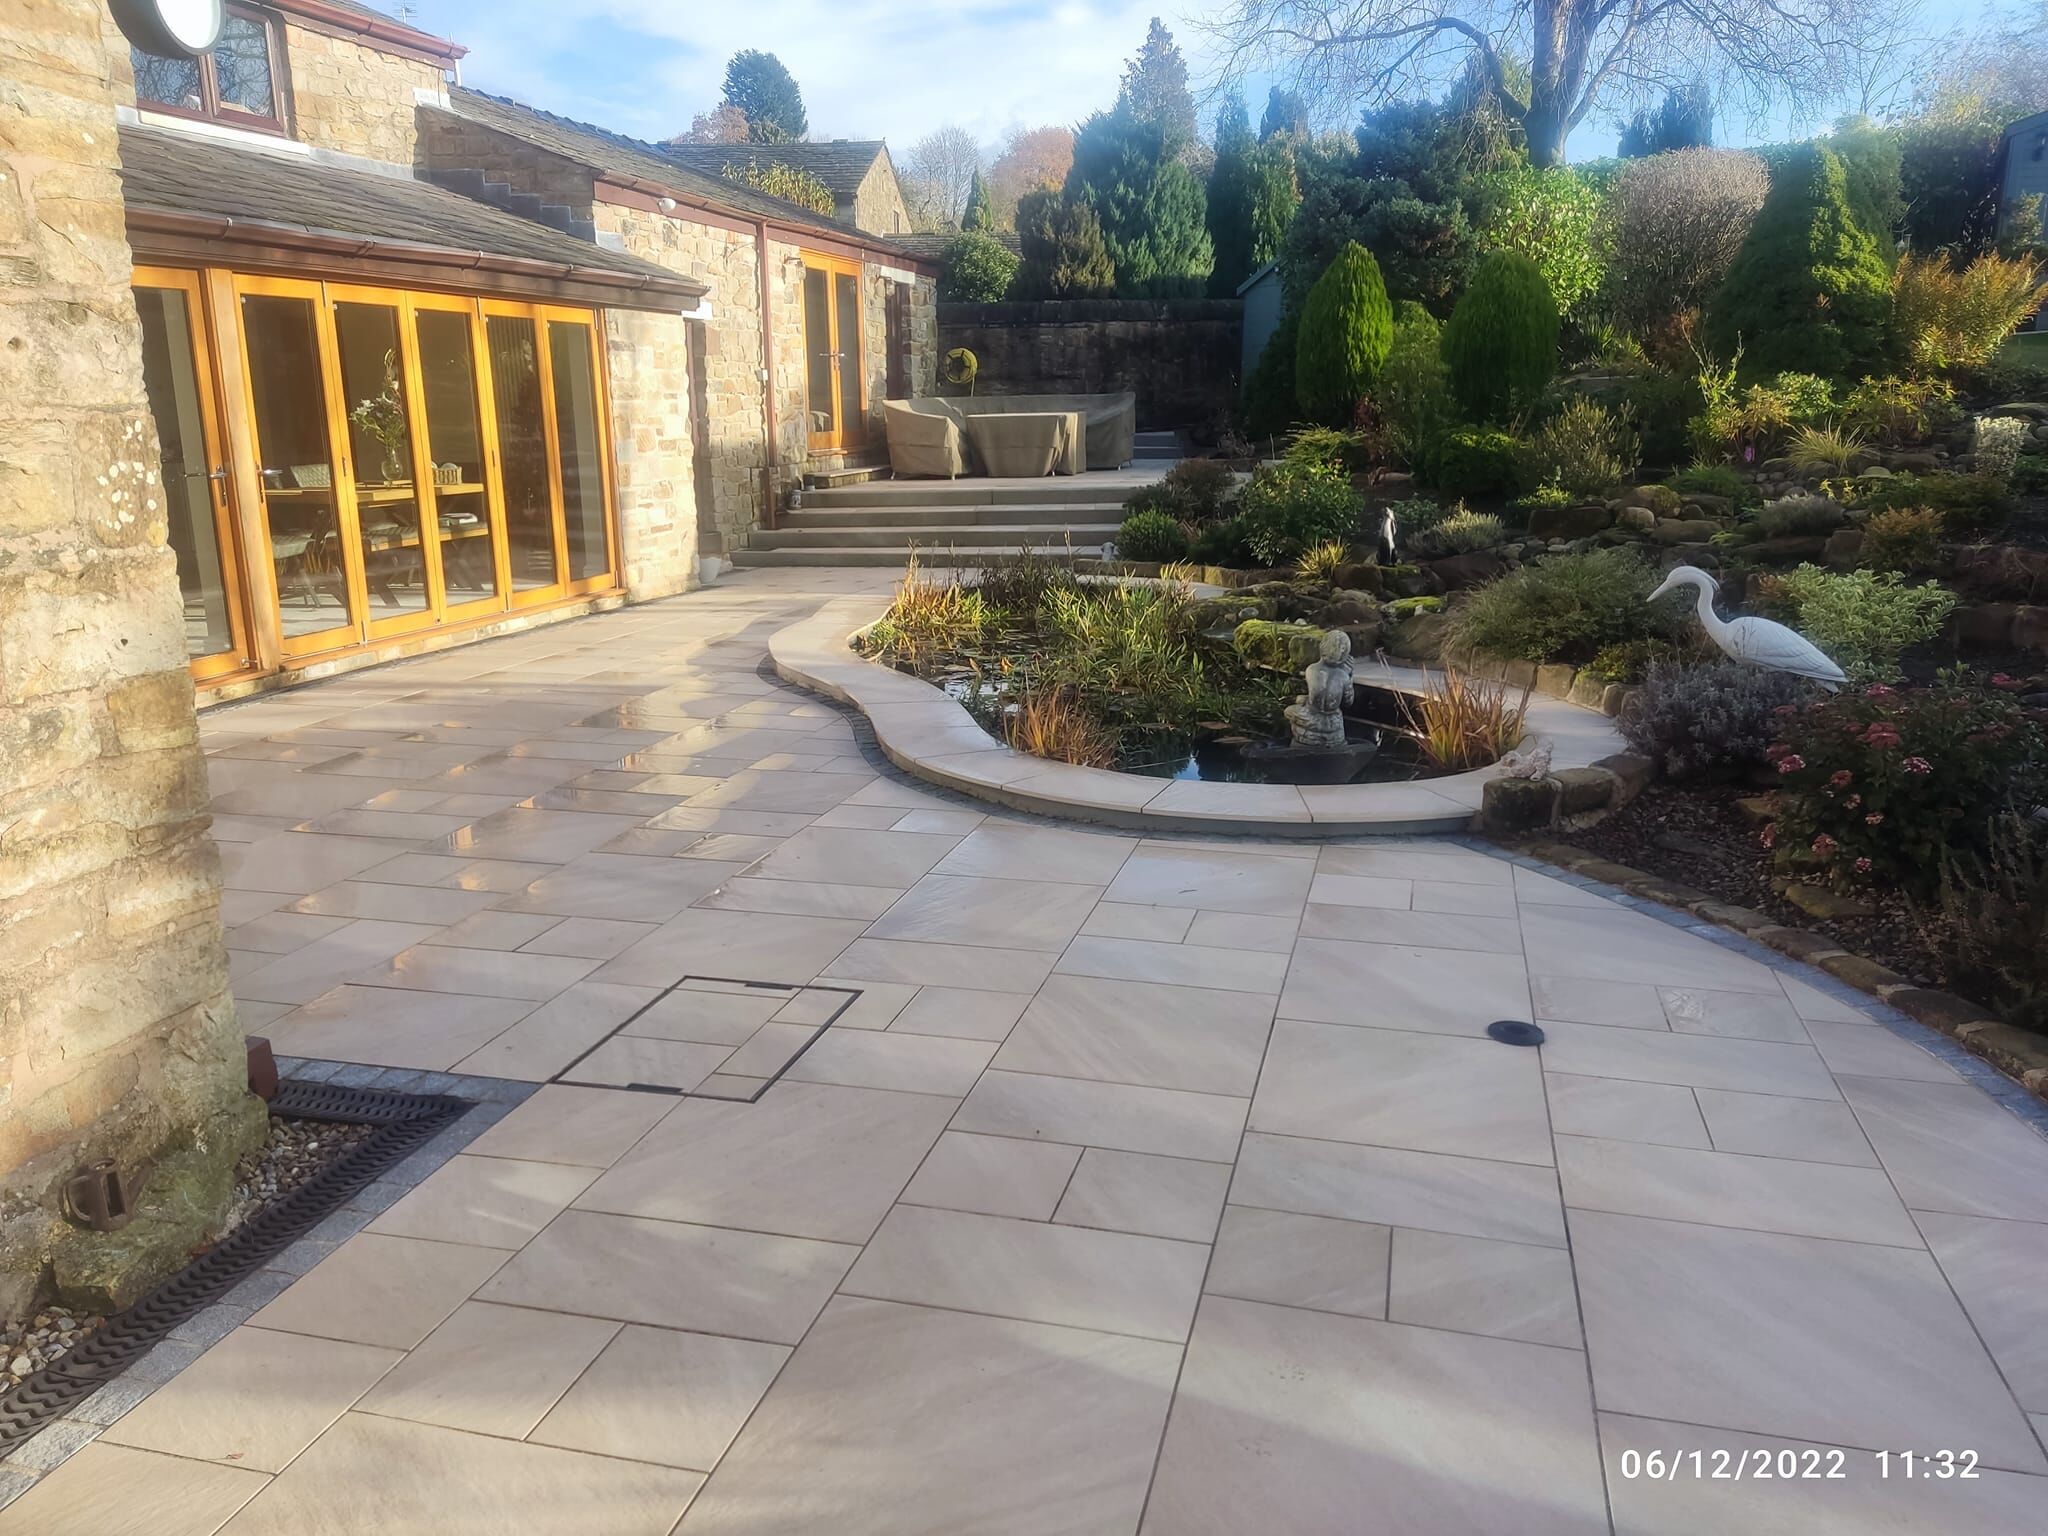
751 523 1118 550
800 480 1124 509
732 543 1104 569
1133 430 1179 446
781 503 1126 529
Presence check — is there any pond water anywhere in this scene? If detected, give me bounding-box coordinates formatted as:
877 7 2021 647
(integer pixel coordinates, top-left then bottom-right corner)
943 675 1457 786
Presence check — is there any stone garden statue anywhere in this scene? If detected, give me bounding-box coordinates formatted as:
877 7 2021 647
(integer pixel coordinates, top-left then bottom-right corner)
1285 630 1355 750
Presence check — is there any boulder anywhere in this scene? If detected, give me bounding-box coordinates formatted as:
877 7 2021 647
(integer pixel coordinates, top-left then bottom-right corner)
1325 596 1376 626
1823 529 1866 567
1993 401 2048 420
1783 883 1878 921
1383 609 1452 662
1337 621 1382 655
1887 450 1941 472
1387 564 1444 599
1748 536 1830 563
1650 518 1723 545
1477 776 1559 834
1616 505 1656 534
1527 501 1615 540
1535 663 1577 699
1333 562 1384 594
1952 603 2018 652
1857 464 1893 480
1591 752 1654 802
1553 766 1616 814
1189 594 1277 630
1232 619 1327 671
1423 550 1509 590
1683 493 1735 517
1568 671 1609 709
2013 606 2048 654
1623 485 1682 516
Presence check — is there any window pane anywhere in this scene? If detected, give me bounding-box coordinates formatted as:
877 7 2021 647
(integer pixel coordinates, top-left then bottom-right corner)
486 314 559 592
136 286 235 660
803 268 834 435
548 319 609 582
132 48 203 112
835 272 861 436
211 15 275 118
241 293 353 641
336 301 428 621
415 309 498 607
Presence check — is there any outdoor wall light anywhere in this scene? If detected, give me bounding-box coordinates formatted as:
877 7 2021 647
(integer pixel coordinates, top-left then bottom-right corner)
657 196 677 213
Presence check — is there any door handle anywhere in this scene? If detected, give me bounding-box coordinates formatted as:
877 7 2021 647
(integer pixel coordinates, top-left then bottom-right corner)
208 465 229 483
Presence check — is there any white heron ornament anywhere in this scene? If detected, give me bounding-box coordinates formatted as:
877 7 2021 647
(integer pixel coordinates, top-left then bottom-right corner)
1648 565 1847 690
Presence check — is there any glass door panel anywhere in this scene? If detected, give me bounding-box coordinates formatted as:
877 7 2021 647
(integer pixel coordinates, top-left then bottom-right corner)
547 317 610 584
240 288 357 650
834 270 863 444
334 298 432 631
485 312 561 596
134 276 245 673
803 266 835 443
414 305 499 613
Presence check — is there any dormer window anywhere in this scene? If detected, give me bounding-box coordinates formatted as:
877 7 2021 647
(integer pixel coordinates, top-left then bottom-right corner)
133 5 287 135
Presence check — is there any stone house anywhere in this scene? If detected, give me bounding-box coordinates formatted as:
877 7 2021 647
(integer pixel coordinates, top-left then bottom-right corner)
659 138 913 237
0 0 933 1322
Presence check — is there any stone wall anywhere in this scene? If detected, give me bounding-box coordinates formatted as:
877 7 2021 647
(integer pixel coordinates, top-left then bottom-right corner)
2 0 260 1322
414 110 596 211
852 158 910 237
603 307 696 598
596 202 771 554
282 23 443 166
938 299 1243 430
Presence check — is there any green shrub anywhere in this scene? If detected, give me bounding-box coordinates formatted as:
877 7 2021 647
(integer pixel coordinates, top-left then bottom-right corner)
1704 144 1892 380
1425 507 1505 554
2013 454 2048 494
1513 483 1576 513
1861 505 1943 573
1666 464 1754 505
1236 459 1364 564
1616 370 1702 471
1765 372 1840 426
1188 516 1255 567
1117 508 1190 562
1377 301 1454 469
1771 679 2041 894
1441 251 1559 421
1974 416 2030 483
1387 497 1448 539
1284 426 1373 475
1585 637 1686 685
1862 472 2011 536
1753 495 1847 538
1159 458 1239 521
1521 398 1639 498
1892 250 2045 370
1451 547 1678 664
1841 374 1958 446
1242 310 1300 440
1294 242 1393 425
1767 565 1957 681
1431 427 1527 499
938 230 1021 301
1619 659 1805 779
1938 809 2048 1034
1470 164 1606 317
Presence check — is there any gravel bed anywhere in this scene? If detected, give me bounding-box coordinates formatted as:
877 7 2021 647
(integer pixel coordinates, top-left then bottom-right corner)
2 1111 375 1384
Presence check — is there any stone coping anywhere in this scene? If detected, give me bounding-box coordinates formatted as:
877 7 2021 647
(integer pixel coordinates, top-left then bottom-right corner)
769 596 1627 836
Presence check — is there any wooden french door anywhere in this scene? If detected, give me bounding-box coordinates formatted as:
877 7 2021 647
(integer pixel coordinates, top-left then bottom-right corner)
222 279 618 659
801 254 865 454
133 267 255 681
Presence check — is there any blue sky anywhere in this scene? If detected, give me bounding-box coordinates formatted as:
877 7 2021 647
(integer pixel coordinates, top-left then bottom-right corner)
405 0 2015 161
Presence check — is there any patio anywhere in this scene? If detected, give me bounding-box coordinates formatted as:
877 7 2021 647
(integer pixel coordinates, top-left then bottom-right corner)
4 567 2046 1534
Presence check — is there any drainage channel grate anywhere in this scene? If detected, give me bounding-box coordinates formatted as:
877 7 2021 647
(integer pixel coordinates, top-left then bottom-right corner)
551 975 861 1102
0 1081 469 1458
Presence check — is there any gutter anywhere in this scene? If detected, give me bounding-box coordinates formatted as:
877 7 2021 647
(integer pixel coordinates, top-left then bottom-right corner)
593 168 940 276
270 0 467 62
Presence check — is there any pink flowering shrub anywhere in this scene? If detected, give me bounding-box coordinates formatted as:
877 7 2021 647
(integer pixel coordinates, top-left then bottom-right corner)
1767 676 2040 892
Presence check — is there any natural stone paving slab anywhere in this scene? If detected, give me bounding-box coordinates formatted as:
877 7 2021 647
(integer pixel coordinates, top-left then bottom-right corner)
1839 1074 2048 1222
954 1070 1248 1162
1142 1297 1609 1536
530 1325 790 1471
1914 1211 2048 1412
352 1300 616 1438
1205 1205 1390 1319
993 974 1274 1097
0 1443 269 1535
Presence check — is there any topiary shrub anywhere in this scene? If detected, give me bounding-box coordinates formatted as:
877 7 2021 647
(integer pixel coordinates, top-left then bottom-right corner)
939 231 1021 301
1236 458 1365 564
1451 547 1679 664
1430 428 1527 499
1117 508 1190 562
1242 310 1300 441
1704 144 1893 381
1441 251 1560 421
1619 659 1805 780
1294 242 1393 425
1378 300 1454 468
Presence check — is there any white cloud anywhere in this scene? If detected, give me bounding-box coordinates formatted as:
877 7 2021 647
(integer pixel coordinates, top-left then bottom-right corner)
422 0 1218 153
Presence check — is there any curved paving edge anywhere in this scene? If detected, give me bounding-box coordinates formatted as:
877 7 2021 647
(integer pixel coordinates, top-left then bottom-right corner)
770 596 1628 837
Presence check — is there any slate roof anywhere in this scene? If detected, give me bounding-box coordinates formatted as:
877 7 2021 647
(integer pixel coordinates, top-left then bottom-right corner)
117 125 699 299
442 88 926 264
889 230 1021 265
658 139 887 204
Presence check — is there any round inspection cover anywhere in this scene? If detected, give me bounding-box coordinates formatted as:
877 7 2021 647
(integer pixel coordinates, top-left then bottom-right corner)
1486 1020 1546 1047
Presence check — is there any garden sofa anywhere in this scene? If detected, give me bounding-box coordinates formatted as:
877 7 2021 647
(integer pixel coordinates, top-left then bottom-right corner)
882 391 1137 477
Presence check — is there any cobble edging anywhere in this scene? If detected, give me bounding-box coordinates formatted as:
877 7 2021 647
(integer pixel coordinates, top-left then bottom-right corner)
1510 838 2048 1105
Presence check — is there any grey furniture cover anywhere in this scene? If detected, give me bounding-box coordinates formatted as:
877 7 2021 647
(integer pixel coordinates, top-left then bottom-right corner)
963 411 1081 477
956 392 1135 470
882 399 968 479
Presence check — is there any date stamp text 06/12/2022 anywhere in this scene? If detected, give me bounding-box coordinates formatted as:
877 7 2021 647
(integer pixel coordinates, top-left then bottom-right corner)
1618 1449 1982 1481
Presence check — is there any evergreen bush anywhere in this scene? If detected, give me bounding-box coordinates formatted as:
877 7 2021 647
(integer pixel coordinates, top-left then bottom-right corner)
1117 508 1191 562
1704 145 1892 380
1294 243 1393 425
938 231 1020 302
1441 252 1560 421
1430 427 1527 499
1242 311 1300 440
1377 302 1453 468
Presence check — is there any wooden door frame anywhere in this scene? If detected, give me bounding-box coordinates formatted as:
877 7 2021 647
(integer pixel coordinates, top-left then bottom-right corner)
800 252 865 455
410 291 513 624
230 272 368 659
535 306 620 598
134 265 257 682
